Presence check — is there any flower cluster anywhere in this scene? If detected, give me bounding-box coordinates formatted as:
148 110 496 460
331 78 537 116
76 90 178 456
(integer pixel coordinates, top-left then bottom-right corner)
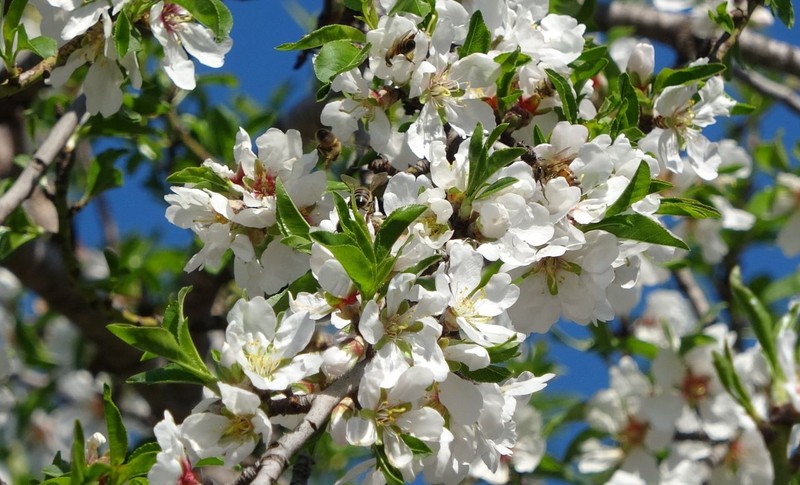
151 0 753 481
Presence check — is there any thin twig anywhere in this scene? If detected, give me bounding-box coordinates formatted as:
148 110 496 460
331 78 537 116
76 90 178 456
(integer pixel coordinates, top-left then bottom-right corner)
733 64 800 115
0 94 87 224
165 108 215 162
674 267 711 320
241 359 368 485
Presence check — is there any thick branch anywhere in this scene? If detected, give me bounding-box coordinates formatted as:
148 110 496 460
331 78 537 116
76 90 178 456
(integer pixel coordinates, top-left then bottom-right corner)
0 94 86 223
733 64 800 115
594 2 800 77
246 359 367 484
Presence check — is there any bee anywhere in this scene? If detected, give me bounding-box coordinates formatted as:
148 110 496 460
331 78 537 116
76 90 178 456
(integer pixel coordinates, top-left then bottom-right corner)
316 128 342 167
530 149 581 189
341 172 389 224
385 31 417 66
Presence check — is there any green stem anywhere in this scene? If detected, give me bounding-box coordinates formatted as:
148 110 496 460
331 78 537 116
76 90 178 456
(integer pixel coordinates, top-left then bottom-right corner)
766 424 792 484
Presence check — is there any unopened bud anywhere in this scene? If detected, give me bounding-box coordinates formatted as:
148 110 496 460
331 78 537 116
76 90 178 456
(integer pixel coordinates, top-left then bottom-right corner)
626 43 655 89
321 338 365 380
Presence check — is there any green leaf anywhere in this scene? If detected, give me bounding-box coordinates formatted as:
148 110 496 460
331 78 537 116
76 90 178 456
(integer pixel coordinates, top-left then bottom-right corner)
460 364 513 383
471 148 525 198
276 24 366 51
571 45 608 88
709 2 735 34
172 0 233 39
475 176 518 200
113 10 133 59
649 179 673 194
487 339 521 363
730 102 756 115
605 161 651 217
18 33 57 59
167 287 208 372
762 272 800 304
107 324 185 363
389 0 433 17
459 10 491 57
70 421 86 485
276 179 311 253
374 204 427 259
0 208 42 261
2 0 28 41
617 72 639 130
102 384 128 466
374 445 404 485
766 0 794 27
713 346 760 421
127 363 209 385
679 333 717 355
730 266 781 378
310 231 376 297
622 337 659 359
581 214 689 250
314 40 370 83
117 449 158 482
546 69 578 123
166 166 230 193
653 63 726 92
401 434 433 456
86 151 124 199
656 197 722 219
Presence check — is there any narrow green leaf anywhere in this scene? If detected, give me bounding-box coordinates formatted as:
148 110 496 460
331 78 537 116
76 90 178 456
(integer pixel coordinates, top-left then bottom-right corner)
460 364 513 383
401 434 432 456
730 266 781 378
475 176 518 200
618 73 639 129
649 179 673 193
605 161 651 217
622 337 659 359
276 24 366 51
459 10 491 56
374 445 404 485
656 198 722 219
172 0 233 39
581 214 689 250
127 363 209 385
762 272 800 304
314 40 370 82
3 0 28 40
713 347 760 422
467 123 485 195
679 334 717 355
70 421 86 485
545 69 578 123
102 384 127 466
653 63 726 92
730 102 756 115
276 178 311 251
374 204 426 259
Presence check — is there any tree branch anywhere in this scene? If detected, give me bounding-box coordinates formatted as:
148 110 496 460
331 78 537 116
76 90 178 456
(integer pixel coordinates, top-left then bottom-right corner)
593 2 800 77
0 94 86 223
673 267 711 320
243 359 368 485
732 64 800 115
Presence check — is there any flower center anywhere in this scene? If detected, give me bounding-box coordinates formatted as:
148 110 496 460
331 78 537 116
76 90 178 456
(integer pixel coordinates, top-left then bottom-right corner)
160 3 192 34
681 371 710 404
